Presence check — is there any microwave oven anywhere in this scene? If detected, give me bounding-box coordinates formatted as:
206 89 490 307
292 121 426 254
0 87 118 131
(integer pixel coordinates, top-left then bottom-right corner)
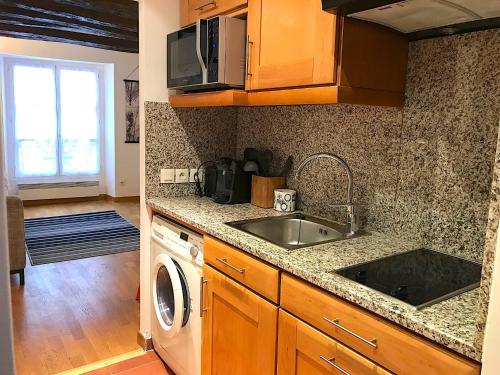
166 16 247 92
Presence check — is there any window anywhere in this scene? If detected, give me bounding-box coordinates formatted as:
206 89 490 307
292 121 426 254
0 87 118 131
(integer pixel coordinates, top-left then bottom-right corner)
4 58 102 181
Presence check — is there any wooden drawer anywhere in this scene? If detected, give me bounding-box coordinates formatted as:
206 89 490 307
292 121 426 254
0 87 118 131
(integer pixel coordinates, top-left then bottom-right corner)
181 0 247 27
204 236 279 303
278 309 391 375
281 274 481 375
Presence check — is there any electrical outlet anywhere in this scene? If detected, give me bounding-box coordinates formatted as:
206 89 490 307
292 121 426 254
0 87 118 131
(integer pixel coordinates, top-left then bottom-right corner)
175 168 189 183
160 169 175 184
189 168 203 183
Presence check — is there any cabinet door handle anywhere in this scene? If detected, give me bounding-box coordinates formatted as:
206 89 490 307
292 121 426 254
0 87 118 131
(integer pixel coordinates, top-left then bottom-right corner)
246 35 253 78
195 0 216 10
200 277 208 316
319 356 350 375
215 257 246 274
323 317 378 348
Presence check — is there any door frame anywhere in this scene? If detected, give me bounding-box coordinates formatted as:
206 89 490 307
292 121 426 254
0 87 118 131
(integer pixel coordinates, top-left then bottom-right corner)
0 77 16 374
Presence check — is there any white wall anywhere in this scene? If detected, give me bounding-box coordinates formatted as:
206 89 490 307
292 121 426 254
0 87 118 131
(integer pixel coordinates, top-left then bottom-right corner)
0 37 140 197
138 0 179 338
0 70 15 374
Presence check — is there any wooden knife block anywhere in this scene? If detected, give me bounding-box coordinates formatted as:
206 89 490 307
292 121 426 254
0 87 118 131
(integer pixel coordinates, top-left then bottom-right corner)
251 176 286 208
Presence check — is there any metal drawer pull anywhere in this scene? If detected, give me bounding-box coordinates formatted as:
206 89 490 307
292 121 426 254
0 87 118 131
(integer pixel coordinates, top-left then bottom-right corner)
195 0 216 10
215 257 246 274
323 317 378 348
320 356 350 375
200 278 209 316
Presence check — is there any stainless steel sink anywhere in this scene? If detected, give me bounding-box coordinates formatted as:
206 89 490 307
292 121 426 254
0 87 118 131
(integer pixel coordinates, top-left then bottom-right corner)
226 213 367 250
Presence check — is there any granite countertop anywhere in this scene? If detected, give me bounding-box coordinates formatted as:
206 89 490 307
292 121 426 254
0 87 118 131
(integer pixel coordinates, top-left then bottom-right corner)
147 196 482 361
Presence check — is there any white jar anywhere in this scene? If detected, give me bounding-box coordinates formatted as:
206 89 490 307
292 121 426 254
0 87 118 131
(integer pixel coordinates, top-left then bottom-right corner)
274 189 296 212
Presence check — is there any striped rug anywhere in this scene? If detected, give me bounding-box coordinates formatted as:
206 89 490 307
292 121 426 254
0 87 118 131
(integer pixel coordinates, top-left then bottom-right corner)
25 211 140 265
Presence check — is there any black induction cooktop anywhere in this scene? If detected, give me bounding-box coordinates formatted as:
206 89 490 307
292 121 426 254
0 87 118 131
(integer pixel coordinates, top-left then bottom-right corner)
335 249 482 309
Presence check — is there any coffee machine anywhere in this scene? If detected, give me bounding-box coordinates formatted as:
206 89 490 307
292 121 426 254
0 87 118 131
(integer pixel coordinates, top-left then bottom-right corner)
198 158 254 204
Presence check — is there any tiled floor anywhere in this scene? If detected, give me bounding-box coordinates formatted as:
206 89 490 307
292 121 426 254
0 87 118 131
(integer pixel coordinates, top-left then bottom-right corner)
82 351 173 375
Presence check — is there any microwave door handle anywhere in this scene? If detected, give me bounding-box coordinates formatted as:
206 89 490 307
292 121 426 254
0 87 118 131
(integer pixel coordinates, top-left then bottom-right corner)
196 19 208 84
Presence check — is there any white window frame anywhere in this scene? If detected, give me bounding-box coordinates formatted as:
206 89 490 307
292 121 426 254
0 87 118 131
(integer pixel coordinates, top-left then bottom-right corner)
3 57 105 184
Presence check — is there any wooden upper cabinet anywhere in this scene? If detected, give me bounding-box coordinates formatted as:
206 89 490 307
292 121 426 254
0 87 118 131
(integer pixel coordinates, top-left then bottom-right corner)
246 0 337 91
180 0 248 27
201 264 278 375
278 310 390 375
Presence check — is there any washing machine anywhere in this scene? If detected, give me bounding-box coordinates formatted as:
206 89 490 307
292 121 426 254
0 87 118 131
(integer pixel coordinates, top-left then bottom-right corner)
150 214 203 375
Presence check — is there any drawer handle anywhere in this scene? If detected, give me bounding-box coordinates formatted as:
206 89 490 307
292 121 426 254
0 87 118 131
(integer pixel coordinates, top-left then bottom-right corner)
319 356 350 375
215 257 246 274
323 317 378 348
195 0 216 10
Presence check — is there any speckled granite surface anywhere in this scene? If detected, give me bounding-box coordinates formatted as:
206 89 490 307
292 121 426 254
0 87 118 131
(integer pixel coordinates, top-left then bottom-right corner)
147 196 482 361
145 102 237 198
394 29 500 264
236 29 500 264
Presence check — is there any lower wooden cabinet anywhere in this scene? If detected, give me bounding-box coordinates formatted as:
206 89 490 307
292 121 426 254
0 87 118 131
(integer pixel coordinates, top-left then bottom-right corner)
278 310 390 375
201 264 278 375
280 274 480 375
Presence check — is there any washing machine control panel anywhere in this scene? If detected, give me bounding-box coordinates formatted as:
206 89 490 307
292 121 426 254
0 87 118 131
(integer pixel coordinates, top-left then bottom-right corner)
152 215 204 265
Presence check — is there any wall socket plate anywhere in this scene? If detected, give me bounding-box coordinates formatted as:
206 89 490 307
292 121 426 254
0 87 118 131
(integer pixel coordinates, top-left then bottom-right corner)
160 169 175 184
175 168 190 183
189 168 203 183
189 168 204 183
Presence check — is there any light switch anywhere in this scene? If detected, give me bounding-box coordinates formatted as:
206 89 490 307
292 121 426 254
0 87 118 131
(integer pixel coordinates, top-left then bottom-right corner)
160 169 175 184
175 169 189 183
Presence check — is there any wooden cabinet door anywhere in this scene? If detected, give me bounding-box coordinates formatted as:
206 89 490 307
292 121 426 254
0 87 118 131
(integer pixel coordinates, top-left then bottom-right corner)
277 310 390 375
246 0 337 91
201 264 278 375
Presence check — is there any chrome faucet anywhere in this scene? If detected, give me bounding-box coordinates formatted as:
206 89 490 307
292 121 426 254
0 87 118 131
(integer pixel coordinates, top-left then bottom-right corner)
294 153 359 236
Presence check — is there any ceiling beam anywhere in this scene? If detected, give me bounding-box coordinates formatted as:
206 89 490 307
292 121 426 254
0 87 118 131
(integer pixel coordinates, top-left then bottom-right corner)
0 12 137 41
0 24 138 53
0 0 138 53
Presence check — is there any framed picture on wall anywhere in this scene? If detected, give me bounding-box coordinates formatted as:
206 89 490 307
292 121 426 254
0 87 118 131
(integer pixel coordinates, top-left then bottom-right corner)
124 79 139 143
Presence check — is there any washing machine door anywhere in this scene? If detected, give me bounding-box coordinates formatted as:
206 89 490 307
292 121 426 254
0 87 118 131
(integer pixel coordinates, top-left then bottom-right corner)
152 254 191 338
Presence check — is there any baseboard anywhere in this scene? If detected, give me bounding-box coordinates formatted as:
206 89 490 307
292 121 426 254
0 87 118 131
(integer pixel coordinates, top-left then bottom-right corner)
137 331 153 351
105 195 140 203
22 195 106 206
22 194 140 206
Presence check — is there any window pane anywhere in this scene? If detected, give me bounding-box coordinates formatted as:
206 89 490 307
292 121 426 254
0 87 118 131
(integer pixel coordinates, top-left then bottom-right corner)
13 65 57 177
59 68 99 175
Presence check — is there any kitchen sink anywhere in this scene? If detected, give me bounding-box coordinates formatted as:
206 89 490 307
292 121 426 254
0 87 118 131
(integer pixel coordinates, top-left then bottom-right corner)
226 213 367 250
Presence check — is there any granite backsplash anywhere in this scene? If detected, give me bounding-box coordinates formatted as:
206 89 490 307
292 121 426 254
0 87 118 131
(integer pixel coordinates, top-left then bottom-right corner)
145 103 238 198
237 29 500 263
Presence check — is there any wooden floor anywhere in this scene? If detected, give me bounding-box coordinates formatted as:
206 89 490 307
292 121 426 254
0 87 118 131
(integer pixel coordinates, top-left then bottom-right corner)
82 351 171 375
11 200 141 375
